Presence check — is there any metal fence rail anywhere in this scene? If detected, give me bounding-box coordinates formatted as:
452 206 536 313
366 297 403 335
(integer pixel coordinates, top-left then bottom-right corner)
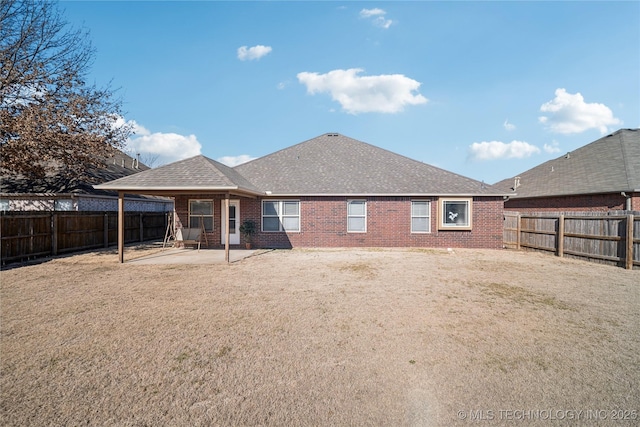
1 211 167 265
504 211 639 269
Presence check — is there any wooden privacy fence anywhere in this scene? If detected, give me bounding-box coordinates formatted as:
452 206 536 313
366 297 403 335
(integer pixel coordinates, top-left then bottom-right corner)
504 212 640 269
1 211 167 265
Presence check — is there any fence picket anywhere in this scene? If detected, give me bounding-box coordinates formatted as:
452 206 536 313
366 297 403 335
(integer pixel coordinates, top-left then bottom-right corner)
1 211 166 265
505 211 638 269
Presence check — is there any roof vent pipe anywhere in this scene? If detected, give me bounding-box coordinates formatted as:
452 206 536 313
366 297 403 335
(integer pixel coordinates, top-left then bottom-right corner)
512 176 520 192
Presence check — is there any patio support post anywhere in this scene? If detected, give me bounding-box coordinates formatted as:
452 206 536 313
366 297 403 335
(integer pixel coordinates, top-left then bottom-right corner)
118 191 125 263
224 193 230 263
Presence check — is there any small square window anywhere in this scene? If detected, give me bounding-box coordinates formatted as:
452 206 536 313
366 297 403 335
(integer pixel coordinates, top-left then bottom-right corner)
439 198 472 230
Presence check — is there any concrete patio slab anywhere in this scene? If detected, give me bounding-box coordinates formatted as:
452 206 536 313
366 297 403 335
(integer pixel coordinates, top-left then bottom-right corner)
126 248 262 265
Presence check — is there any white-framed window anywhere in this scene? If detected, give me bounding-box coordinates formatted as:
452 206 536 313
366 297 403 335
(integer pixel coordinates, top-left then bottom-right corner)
189 199 214 231
439 198 472 230
411 200 431 233
347 200 367 233
262 200 300 232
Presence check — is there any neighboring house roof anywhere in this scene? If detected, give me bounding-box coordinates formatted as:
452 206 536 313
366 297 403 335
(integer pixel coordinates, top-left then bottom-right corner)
235 133 501 196
1 149 149 197
95 155 264 196
493 128 640 199
96 133 506 197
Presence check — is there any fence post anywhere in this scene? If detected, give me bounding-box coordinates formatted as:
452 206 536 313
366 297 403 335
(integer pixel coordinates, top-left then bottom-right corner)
51 213 58 256
139 213 144 242
626 214 634 270
516 214 521 250
104 213 109 248
557 214 564 257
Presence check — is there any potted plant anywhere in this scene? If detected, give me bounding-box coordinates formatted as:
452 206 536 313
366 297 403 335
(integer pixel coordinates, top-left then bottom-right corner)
239 219 256 249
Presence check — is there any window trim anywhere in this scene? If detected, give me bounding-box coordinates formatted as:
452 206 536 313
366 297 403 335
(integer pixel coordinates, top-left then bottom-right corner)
261 200 300 232
188 199 214 231
347 199 367 233
411 200 431 234
438 197 472 230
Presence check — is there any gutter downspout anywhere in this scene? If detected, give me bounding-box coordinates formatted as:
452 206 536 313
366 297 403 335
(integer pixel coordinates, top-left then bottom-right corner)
224 193 230 263
621 192 632 211
118 191 125 263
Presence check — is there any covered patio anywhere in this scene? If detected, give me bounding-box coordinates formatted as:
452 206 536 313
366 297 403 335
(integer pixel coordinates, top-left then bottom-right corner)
94 155 265 263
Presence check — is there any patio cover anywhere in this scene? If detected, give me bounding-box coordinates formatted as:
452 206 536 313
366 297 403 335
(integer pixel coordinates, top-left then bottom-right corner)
94 156 265 263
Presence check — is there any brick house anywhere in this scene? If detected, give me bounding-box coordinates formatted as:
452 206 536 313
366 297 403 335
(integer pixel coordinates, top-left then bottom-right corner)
494 128 640 213
1 149 173 213
96 133 508 260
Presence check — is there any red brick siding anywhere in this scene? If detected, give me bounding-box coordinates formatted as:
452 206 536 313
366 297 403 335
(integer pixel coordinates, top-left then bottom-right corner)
504 193 638 213
174 195 504 249
632 193 640 211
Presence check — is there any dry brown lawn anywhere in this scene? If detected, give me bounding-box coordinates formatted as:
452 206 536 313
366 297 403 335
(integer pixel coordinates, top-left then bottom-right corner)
1 246 639 426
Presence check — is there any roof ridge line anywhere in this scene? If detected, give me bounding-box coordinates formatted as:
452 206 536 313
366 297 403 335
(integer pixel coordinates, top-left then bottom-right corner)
199 155 236 186
234 133 334 168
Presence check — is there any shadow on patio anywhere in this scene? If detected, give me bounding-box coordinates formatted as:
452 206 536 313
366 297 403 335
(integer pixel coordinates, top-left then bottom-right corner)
126 248 270 265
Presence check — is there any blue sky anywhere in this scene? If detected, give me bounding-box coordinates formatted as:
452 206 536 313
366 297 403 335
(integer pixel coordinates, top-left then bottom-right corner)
61 1 639 184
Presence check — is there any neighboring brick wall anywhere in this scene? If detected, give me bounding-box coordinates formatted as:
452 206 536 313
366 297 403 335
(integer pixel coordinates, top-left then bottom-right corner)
77 196 173 212
2 195 173 212
174 195 504 249
504 193 629 212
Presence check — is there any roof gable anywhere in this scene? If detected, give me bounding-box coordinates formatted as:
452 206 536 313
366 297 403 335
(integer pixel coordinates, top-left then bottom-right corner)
493 129 640 198
235 133 499 195
95 155 263 195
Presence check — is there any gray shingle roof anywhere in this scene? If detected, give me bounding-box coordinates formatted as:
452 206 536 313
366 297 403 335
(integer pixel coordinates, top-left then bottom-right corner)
2 149 149 196
95 155 263 195
96 133 506 196
493 128 640 198
235 133 501 195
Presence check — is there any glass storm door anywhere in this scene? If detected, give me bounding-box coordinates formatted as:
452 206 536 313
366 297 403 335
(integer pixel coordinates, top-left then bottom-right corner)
221 200 240 245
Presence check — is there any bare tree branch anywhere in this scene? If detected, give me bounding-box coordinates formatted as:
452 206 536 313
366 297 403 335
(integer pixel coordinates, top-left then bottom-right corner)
0 0 131 179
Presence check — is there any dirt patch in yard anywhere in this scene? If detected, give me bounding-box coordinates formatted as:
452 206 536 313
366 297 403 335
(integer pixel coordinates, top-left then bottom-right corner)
1 247 639 426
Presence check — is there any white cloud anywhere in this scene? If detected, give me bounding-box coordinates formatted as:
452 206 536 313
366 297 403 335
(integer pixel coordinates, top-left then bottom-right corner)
539 88 622 134
543 140 561 154
373 16 394 29
130 121 151 136
469 140 541 161
237 45 272 61
360 8 385 18
503 119 516 131
277 81 289 90
360 8 394 29
125 121 201 166
297 68 427 114
217 155 256 167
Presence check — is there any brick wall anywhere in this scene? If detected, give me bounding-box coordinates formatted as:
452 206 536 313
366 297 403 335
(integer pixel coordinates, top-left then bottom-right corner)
78 196 173 212
174 195 504 249
632 193 640 211
504 192 638 213
2 194 173 212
